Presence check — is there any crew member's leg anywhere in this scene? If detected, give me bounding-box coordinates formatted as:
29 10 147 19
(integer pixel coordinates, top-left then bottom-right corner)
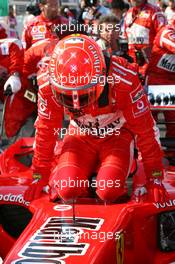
4 91 36 138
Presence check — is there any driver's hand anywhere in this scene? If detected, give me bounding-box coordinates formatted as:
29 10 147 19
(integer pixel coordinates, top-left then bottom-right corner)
146 178 168 203
24 174 48 201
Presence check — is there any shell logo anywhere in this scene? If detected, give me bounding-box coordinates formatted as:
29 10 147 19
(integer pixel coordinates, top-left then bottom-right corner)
39 26 46 33
32 25 46 34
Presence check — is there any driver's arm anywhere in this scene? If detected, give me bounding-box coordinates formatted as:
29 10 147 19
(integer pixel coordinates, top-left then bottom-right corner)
113 56 164 179
32 82 64 179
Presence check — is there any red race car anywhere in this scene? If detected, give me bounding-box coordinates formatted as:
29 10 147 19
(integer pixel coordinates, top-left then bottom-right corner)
1 85 175 264
0 135 175 264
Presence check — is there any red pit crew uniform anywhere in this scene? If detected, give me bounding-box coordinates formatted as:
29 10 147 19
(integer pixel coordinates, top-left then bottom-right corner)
13 39 59 139
123 1 166 76
23 38 58 79
0 38 29 137
22 14 68 50
0 24 7 39
32 56 163 201
0 38 34 137
0 39 23 87
146 24 175 84
146 24 175 137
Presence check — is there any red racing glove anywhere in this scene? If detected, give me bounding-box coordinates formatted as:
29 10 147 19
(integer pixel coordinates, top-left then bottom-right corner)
132 168 169 203
24 174 48 201
132 179 168 203
146 178 168 203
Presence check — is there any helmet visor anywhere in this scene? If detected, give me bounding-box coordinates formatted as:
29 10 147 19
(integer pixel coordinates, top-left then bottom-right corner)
52 88 96 109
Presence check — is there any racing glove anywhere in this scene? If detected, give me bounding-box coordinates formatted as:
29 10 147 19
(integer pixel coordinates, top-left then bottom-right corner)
4 73 21 94
24 173 48 201
146 177 168 203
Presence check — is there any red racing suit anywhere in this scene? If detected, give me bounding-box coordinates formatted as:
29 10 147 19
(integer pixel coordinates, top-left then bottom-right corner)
32 55 164 201
123 1 166 77
22 13 68 50
0 24 7 39
146 24 175 138
146 24 175 84
23 38 58 79
6 39 58 139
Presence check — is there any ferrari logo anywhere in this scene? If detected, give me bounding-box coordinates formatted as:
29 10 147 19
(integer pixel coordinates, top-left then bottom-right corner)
39 25 46 33
116 232 124 264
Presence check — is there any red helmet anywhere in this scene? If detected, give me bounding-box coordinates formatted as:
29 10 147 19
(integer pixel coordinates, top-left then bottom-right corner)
49 34 106 110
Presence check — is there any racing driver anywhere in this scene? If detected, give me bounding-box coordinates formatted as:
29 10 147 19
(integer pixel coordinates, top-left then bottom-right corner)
24 34 166 203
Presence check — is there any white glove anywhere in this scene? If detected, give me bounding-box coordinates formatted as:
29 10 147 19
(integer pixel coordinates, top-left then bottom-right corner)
4 75 21 94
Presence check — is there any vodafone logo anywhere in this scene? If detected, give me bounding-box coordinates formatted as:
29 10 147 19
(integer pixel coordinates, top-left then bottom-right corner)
136 100 144 110
0 193 30 206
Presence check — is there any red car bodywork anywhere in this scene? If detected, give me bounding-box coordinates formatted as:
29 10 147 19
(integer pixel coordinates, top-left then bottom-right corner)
0 137 175 264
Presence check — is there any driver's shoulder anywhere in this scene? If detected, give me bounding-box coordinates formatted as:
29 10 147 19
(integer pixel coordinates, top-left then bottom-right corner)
110 55 139 89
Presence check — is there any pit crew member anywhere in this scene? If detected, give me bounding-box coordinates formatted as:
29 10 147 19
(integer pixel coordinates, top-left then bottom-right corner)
123 0 167 78
146 17 175 138
0 38 28 138
22 0 68 50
